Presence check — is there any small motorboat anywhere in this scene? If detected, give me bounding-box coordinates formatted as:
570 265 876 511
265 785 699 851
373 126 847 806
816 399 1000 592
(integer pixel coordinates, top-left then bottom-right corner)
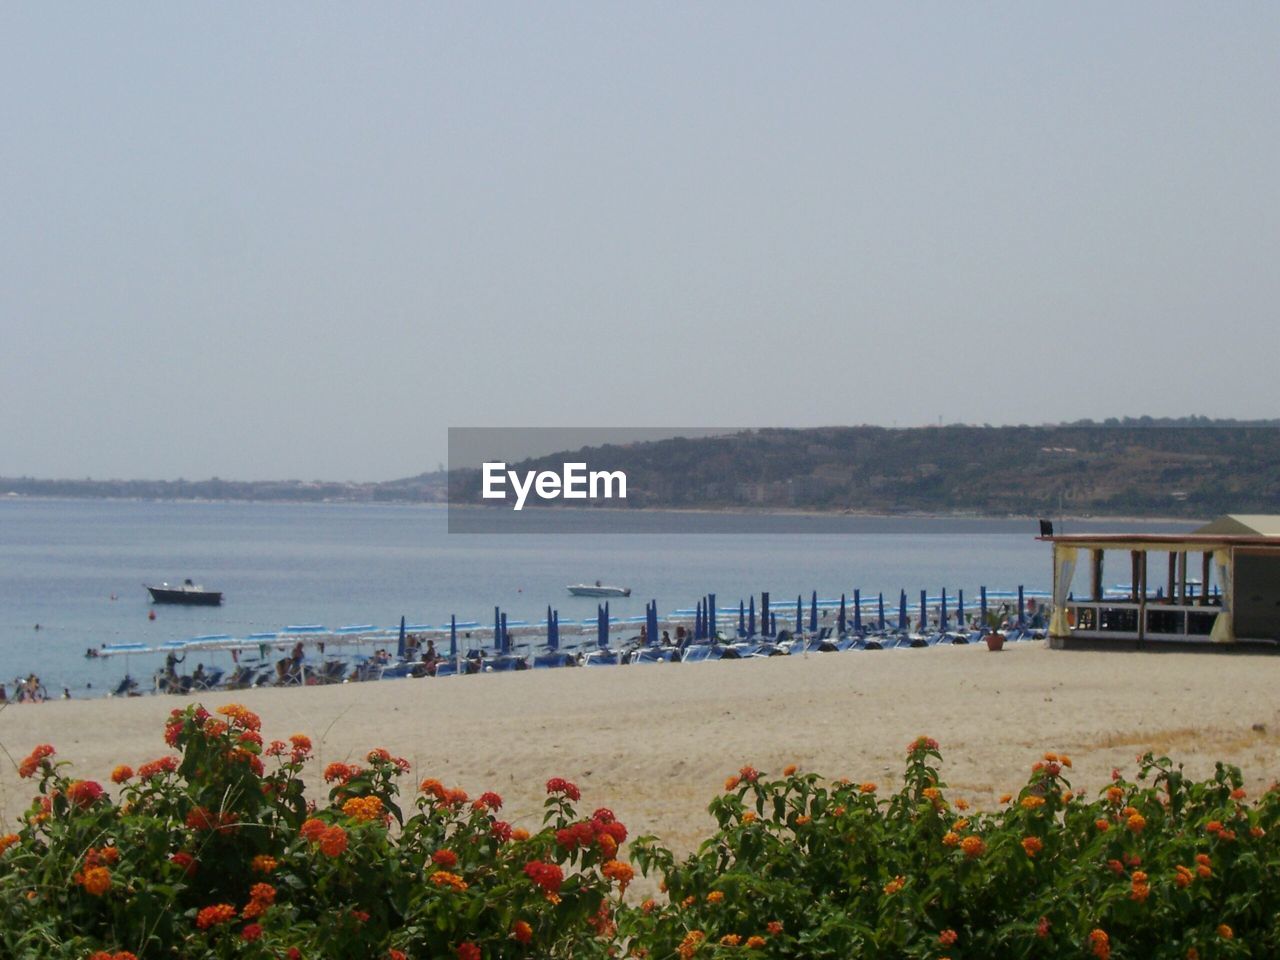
145 579 223 606
567 581 631 598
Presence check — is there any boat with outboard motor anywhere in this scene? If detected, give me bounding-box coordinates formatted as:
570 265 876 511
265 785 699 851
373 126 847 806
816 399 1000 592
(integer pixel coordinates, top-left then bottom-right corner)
145 579 223 606
566 581 631 598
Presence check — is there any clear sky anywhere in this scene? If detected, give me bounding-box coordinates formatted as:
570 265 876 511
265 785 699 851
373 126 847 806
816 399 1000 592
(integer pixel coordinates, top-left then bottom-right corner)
3 3 1277 481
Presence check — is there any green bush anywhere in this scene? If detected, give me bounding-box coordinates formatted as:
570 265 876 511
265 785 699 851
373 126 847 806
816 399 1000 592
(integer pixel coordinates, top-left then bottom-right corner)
2 708 1277 959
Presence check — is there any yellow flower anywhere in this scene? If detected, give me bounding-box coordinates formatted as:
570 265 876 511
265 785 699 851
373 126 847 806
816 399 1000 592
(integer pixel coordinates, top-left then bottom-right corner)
706 890 725 905
1021 796 1046 810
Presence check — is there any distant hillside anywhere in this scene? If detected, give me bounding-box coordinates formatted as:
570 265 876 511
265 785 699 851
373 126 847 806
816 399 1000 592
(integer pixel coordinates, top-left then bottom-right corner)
448 421 1280 518
7 418 1280 518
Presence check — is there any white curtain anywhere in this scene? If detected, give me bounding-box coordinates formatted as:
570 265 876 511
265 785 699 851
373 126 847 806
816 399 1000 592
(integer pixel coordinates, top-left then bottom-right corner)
1209 548 1234 643
1048 546 1078 637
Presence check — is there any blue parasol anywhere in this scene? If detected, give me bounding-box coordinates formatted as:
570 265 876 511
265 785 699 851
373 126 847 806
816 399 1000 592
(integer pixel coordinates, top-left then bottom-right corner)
809 590 818 633
940 589 948 631
838 593 847 635
1018 585 1026 627
761 591 771 637
709 593 717 639
796 595 803 634
396 615 406 659
898 591 908 630
748 595 756 638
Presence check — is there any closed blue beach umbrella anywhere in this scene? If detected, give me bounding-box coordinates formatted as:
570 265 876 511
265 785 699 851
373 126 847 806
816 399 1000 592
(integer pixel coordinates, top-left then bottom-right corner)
980 585 988 625
500 613 509 654
920 589 928 631
738 600 745 637
450 615 458 658
940 589 948 631
838 593 847 636
748 595 756 638
853 589 862 633
709 593 717 639
761 592 771 637
648 600 659 648
397 615 406 659
1018 585 1026 627
809 590 818 633
597 604 608 649
795 595 803 634
695 600 703 640
878 592 886 631
957 589 965 629
494 606 501 652
548 607 559 651
898 591 908 630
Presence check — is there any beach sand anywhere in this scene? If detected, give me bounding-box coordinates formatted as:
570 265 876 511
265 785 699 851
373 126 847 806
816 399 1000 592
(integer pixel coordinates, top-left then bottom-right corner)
3 642 1278 894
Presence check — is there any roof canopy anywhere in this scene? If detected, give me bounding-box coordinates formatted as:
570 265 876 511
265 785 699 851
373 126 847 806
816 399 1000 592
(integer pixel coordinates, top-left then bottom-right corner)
1193 515 1280 537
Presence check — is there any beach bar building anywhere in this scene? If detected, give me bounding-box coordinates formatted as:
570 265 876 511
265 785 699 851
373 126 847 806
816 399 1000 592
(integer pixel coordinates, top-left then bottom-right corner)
1041 515 1280 650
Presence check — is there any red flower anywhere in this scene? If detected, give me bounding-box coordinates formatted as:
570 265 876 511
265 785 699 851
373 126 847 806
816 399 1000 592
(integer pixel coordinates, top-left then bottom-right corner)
523 860 563 894
110 765 133 784
170 852 197 876
546 778 581 802
18 744 55 779
241 924 263 942
67 780 105 808
432 849 459 868
137 756 178 779
456 944 481 960
490 820 513 842
319 825 348 857
512 920 533 944
474 791 504 811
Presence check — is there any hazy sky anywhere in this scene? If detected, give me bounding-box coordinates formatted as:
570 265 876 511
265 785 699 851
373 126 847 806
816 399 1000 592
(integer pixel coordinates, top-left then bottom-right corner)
3 3 1277 481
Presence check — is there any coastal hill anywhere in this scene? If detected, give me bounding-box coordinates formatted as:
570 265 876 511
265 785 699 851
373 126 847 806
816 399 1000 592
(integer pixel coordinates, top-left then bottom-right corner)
5 418 1280 518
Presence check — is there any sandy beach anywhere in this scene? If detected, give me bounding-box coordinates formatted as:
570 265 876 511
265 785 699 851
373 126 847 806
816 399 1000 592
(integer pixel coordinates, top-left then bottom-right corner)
4 642 1279 887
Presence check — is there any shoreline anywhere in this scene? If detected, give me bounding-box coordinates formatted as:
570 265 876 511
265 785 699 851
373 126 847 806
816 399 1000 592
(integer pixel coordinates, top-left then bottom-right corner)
1 495 1203 526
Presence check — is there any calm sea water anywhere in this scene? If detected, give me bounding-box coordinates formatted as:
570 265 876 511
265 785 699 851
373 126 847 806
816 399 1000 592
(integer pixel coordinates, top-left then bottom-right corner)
0 498 1194 695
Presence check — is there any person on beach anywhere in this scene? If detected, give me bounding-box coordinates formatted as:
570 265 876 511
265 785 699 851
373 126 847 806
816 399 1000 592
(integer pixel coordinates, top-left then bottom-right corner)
662 630 672 645
0 683 7 703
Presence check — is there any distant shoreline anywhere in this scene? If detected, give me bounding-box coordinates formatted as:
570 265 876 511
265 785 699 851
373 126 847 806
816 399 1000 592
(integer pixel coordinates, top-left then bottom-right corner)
1 493 1201 527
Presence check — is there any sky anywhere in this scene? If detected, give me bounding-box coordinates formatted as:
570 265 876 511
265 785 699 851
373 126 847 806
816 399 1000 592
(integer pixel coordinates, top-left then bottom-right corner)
2 3 1278 482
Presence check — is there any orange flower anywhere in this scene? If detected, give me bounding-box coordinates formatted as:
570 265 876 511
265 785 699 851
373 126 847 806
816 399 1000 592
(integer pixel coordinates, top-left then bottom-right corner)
342 795 385 823
720 935 742 946
1126 813 1147 833
511 827 530 842
860 782 877 794
215 704 261 731
955 798 969 811
742 811 757 824
300 818 327 842
1022 836 1044 857
511 920 532 944
1217 924 1233 940
1106 786 1124 805
18 744 55 779
939 929 958 946
318 825 348 857
602 859 635 894
431 870 469 892
706 890 725 904
766 921 783 935
1175 865 1193 888
0 834 19 856
251 855 278 874
746 935 766 948
78 866 111 896
724 775 740 791
941 831 960 847
110 765 133 784
1088 928 1111 960
782 764 797 776
677 931 705 960
961 835 985 859
196 903 237 929
1021 796 1046 810
883 875 905 895
1230 788 1246 800
1095 819 1110 832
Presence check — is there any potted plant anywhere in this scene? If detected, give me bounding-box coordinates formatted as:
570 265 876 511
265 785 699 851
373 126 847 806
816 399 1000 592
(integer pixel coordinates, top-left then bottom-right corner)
984 606 1007 652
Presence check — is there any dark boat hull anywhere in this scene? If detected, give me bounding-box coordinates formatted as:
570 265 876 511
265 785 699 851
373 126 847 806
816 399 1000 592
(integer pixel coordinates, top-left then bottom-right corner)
146 586 223 606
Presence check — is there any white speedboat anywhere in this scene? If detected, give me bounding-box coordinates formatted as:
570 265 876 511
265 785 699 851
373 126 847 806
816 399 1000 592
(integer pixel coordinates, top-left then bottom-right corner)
567 582 632 598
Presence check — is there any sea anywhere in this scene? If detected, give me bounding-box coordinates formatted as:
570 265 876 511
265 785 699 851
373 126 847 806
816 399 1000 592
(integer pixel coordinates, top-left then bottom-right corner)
0 498 1196 697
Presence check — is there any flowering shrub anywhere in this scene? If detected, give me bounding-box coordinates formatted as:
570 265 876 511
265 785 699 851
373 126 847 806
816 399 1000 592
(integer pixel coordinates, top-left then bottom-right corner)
625 738 1280 959
3 709 1279 958
0 705 626 958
